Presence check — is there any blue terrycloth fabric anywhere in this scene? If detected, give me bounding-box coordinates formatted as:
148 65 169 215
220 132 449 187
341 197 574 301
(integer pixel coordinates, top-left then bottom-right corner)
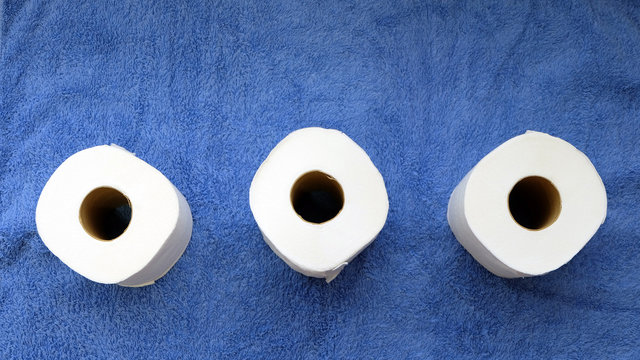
1 0 639 358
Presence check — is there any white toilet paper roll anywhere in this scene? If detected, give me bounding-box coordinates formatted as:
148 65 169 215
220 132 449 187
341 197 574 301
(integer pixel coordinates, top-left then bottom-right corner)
447 131 607 278
250 127 389 282
35 145 192 286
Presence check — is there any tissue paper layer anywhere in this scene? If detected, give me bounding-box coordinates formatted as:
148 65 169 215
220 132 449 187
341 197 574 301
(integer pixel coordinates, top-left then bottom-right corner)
250 128 389 282
36 145 192 286
447 131 607 278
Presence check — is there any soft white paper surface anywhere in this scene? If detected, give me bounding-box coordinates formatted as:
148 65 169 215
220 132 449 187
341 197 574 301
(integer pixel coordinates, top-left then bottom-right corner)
447 131 607 278
36 145 192 286
250 128 389 282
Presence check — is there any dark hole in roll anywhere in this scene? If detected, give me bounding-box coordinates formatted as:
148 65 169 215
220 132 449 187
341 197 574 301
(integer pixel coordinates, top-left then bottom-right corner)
290 171 344 224
79 187 132 241
508 176 561 230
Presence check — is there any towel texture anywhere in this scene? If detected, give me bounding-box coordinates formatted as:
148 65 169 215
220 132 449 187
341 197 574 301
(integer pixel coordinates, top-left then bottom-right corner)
1 0 639 358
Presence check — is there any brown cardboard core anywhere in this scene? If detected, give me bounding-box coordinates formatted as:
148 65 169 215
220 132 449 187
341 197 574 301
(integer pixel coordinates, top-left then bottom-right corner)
508 176 561 230
79 187 132 241
290 171 344 224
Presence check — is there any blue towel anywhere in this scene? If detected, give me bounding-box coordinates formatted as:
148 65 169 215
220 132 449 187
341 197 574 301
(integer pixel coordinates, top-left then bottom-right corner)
1 0 639 358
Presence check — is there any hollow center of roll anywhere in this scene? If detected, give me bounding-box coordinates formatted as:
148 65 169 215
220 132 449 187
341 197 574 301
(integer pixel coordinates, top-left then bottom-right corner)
79 187 132 241
290 171 344 224
508 176 561 231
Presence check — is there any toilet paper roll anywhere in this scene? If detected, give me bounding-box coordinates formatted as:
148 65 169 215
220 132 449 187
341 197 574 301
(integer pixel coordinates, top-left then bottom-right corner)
250 127 389 282
447 131 607 278
35 145 193 286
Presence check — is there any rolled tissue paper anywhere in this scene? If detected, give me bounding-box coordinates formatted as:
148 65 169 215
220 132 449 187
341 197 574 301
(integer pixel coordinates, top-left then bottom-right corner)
447 131 607 278
250 128 389 282
36 145 192 286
